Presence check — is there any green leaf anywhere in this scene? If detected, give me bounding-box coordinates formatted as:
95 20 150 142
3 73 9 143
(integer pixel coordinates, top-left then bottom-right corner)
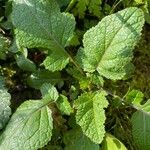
131 111 150 150
16 54 36 72
40 83 59 101
0 100 53 150
74 91 108 144
73 0 102 18
12 0 75 71
43 52 69 72
87 72 104 87
129 91 150 150
0 76 5 88
88 0 103 17
125 89 150 111
77 7 144 80
125 89 144 105
63 128 99 150
27 70 62 89
56 94 73 115
0 88 11 130
101 134 127 150
0 34 9 60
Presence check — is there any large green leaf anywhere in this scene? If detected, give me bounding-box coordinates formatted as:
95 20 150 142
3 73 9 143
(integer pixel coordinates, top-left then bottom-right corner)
0 99 53 150
12 0 75 71
128 90 150 150
132 111 150 150
77 7 144 80
74 91 108 144
101 134 127 150
63 128 99 150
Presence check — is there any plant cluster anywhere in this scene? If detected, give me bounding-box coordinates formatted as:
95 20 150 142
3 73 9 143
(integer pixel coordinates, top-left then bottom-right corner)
0 0 150 150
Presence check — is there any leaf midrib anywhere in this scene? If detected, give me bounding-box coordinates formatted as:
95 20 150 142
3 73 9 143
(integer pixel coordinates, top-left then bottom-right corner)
95 8 138 70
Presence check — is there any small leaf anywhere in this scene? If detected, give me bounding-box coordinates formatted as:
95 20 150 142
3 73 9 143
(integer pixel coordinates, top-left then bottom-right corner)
40 83 59 101
43 52 69 72
0 100 53 150
77 7 144 80
125 89 150 111
101 134 127 150
125 89 144 105
56 94 73 115
27 70 62 89
63 128 99 150
74 91 108 144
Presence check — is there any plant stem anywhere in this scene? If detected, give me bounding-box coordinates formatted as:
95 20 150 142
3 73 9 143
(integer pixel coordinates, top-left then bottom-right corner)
65 0 77 12
67 53 85 75
109 0 123 14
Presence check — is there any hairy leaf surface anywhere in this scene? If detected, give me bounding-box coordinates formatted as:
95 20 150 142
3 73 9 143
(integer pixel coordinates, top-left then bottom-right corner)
132 111 150 150
0 100 53 150
40 83 59 101
63 128 99 150
0 77 11 130
77 7 144 80
12 0 75 71
56 94 73 115
128 90 150 150
74 91 108 144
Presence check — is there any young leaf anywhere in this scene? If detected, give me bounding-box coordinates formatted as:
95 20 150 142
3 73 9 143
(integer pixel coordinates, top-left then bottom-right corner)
43 51 69 72
0 100 53 150
74 91 108 144
131 111 150 150
40 83 59 101
125 89 150 111
0 88 11 130
12 0 75 71
77 7 144 80
56 94 73 115
74 0 102 18
63 128 99 150
101 134 127 150
125 89 144 105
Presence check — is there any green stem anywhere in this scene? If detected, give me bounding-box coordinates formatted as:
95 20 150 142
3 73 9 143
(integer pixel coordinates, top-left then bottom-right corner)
67 53 85 75
105 89 149 115
109 0 123 14
65 0 78 12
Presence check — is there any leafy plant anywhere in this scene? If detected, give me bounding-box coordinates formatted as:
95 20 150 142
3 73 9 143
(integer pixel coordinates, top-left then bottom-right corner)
0 0 150 150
